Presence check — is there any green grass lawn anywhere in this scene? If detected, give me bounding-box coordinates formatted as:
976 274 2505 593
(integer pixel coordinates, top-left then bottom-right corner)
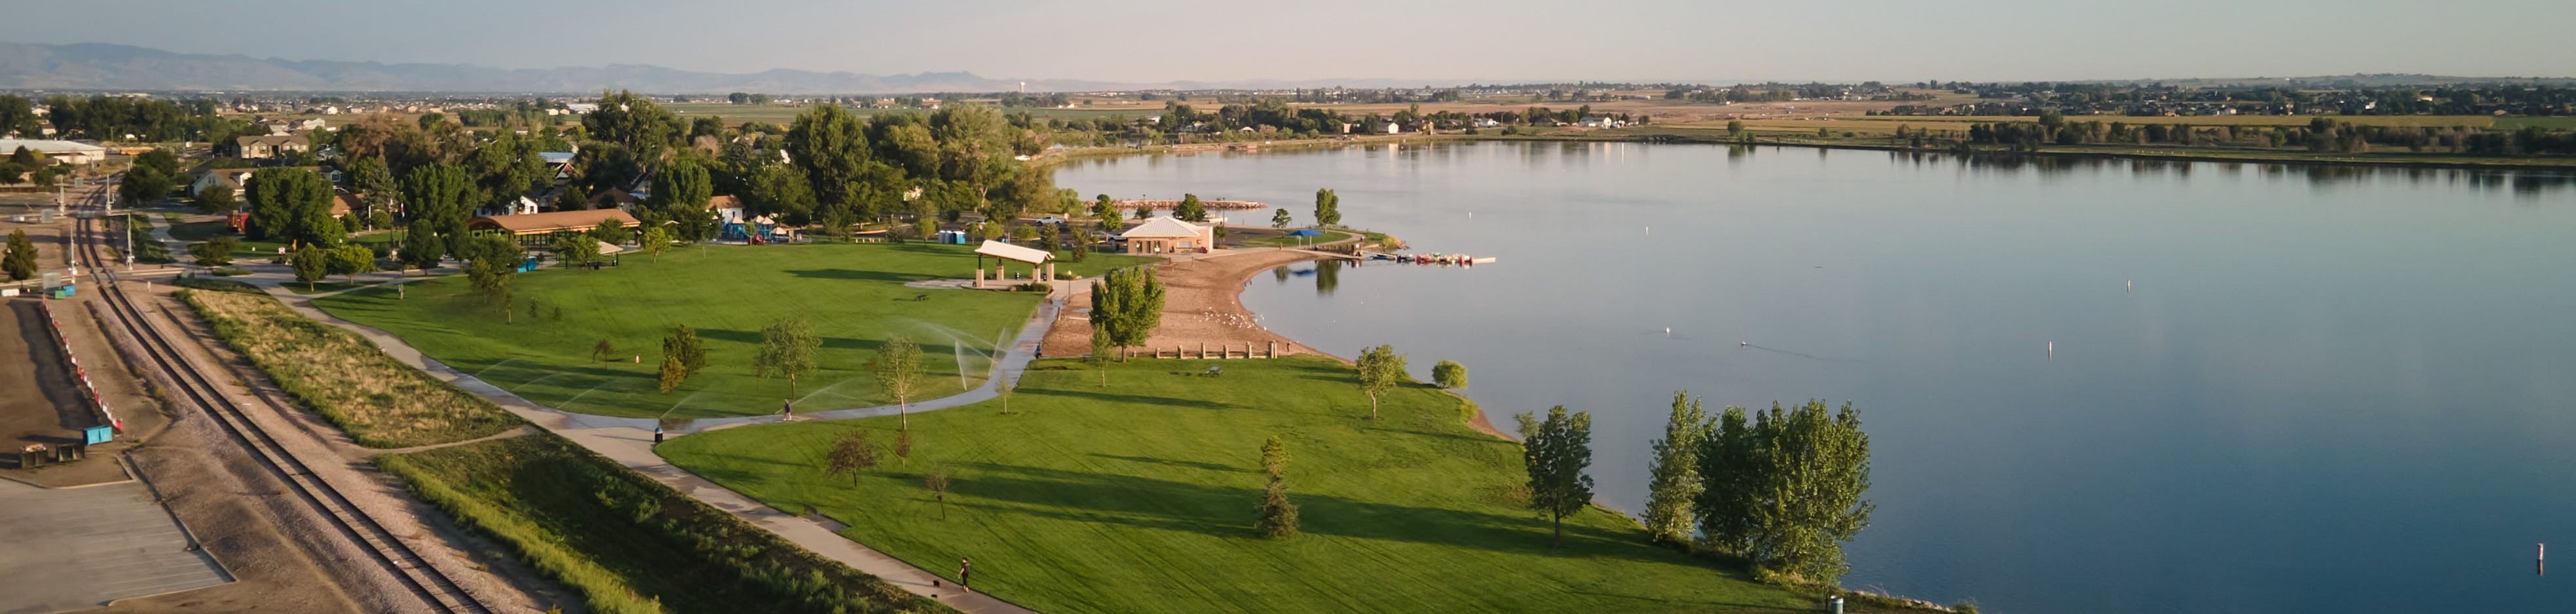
1239 229 1351 248
165 218 291 259
314 242 1153 418
122 214 172 263
381 434 945 614
660 356 1817 614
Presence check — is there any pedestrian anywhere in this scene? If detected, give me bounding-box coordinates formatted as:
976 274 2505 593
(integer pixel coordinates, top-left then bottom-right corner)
958 557 971 593
782 399 793 420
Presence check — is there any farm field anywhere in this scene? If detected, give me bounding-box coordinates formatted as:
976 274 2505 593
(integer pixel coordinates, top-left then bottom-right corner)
660 356 1820 614
314 242 1151 418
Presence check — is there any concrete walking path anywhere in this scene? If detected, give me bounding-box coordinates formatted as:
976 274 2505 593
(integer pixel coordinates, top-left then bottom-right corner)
240 270 1048 614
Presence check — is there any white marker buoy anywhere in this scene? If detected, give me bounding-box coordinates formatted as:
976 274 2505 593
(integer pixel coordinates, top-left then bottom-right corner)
2127 279 2133 294
2541 543 2547 577
2047 341 2055 360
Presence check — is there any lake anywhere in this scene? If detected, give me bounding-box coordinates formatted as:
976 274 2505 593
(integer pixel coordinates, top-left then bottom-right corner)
1054 142 2576 613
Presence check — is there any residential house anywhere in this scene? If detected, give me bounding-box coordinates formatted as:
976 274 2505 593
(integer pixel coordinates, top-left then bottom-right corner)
233 134 310 160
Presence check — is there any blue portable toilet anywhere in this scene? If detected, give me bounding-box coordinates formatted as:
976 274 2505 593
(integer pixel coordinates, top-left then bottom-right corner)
519 256 540 273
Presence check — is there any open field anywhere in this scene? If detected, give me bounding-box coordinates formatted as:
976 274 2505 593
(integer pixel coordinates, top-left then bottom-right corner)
667 103 1156 127
182 288 522 448
660 356 1821 614
380 433 947 614
314 242 1153 419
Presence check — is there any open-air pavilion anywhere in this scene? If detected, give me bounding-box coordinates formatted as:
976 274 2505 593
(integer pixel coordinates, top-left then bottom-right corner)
1117 216 1213 254
973 240 1054 288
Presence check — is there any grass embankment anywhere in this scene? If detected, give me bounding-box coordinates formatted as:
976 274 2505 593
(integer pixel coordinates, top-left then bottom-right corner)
121 214 172 263
661 356 1821 614
1237 229 1351 249
314 242 1153 419
380 433 950 614
180 289 520 447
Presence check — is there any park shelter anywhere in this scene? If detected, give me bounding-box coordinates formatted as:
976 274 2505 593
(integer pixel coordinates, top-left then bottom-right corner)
1118 216 1213 254
469 209 644 247
973 240 1054 288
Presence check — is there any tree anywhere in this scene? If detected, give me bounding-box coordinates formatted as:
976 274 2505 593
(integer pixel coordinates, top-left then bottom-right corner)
549 233 600 268
1255 436 1299 539
1432 360 1467 390
327 244 375 283
195 183 237 214
1643 392 1711 546
584 90 682 161
590 219 630 246
1517 406 1594 549
398 221 443 275
654 159 718 242
592 339 616 362
5 229 41 280
466 131 544 209
1695 401 1874 581
638 226 672 261
745 164 817 225
400 164 476 258
288 244 329 291
462 235 521 320
1271 208 1292 228
1312 188 1341 227
245 168 342 248
346 156 398 220
119 165 171 207
787 104 878 224
1089 320 1115 388
1088 267 1165 360
1726 120 1746 137
1354 344 1406 420
1091 194 1117 221
874 334 924 428
1174 193 1208 222
665 325 708 376
658 353 690 393
894 429 913 465
924 466 953 519
753 316 821 396
187 237 238 269
825 429 882 486
133 149 179 178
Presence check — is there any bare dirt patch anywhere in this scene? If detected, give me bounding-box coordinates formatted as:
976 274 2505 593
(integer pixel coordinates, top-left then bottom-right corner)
1042 249 1335 360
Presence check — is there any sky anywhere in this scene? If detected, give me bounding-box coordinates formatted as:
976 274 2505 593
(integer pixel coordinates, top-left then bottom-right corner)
12 0 2573 84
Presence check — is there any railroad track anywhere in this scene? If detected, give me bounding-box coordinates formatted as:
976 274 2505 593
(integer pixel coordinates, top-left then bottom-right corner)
73 183 496 614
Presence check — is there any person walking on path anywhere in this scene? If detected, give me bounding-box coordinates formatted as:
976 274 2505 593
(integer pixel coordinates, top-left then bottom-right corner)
958 557 972 593
781 399 794 421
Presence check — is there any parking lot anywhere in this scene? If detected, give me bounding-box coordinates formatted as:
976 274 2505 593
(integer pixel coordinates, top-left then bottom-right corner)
0 477 231 614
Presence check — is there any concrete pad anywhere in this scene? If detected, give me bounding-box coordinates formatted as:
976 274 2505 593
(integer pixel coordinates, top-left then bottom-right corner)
0 478 231 614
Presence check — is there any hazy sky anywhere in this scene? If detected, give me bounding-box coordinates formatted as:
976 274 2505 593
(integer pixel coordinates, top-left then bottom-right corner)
14 0 2571 83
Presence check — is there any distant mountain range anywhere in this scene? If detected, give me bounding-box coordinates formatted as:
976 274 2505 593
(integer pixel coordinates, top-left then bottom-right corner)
0 42 1474 94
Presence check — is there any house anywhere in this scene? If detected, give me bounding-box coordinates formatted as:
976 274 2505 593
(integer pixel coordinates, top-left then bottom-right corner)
709 195 745 224
587 188 641 210
233 134 310 159
190 169 255 195
0 139 109 164
331 193 360 218
540 151 576 180
1117 216 1214 254
1577 116 1624 128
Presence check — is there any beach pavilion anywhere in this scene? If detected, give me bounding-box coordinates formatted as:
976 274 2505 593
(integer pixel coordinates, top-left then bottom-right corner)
973 239 1054 288
1118 216 1214 254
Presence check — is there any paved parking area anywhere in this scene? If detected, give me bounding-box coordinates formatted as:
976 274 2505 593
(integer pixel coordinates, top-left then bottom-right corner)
0 478 231 614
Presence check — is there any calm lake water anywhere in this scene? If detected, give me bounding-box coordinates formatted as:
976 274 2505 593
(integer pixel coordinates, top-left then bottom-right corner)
1055 142 2576 613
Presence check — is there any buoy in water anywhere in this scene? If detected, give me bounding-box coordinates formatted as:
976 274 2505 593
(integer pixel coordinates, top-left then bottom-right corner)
2048 341 2055 360
2127 279 2133 294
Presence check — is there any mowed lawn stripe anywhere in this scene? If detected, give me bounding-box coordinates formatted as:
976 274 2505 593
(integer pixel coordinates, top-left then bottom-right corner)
662 357 1819 614
315 242 1153 418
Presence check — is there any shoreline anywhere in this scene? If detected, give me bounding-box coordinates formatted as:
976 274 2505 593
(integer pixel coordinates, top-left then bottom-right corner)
1039 247 1515 440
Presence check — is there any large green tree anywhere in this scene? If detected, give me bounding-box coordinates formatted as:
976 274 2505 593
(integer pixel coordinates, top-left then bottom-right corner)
466 130 545 209
288 244 329 291
745 164 817 225
654 159 717 242
119 166 172 207
193 183 236 214
1517 406 1595 550
1696 401 1874 581
398 221 443 275
345 156 399 220
461 235 522 320
1313 188 1341 227
1088 267 1166 360
583 90 682 161
244 167 339 247
1642 391 1711 546
399 163 476 258
787 104 878 222
1174 193 1208 222
3 229 39 280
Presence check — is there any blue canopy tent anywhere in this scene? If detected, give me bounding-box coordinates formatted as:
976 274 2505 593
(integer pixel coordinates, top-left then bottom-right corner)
1286 228 1324 248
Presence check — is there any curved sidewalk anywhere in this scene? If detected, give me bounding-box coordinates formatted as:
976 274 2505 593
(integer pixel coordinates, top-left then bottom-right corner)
252 275 1049 614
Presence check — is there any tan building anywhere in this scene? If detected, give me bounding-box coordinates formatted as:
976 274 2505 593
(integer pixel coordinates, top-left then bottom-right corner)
469 209 646 246
1118 216 1214 254
233 134 310 159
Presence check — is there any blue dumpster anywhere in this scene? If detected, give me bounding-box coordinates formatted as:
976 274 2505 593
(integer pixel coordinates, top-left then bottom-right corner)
83 425 113 445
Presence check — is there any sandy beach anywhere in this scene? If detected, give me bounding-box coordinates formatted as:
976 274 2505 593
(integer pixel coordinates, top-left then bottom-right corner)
1041 248 1335 360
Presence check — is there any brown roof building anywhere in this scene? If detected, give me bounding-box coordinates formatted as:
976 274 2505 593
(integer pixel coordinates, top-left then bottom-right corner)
468 209 644 236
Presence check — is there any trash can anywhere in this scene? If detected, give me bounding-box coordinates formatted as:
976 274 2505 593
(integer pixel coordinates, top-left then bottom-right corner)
1827 595 1844 614
19 444 47 469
